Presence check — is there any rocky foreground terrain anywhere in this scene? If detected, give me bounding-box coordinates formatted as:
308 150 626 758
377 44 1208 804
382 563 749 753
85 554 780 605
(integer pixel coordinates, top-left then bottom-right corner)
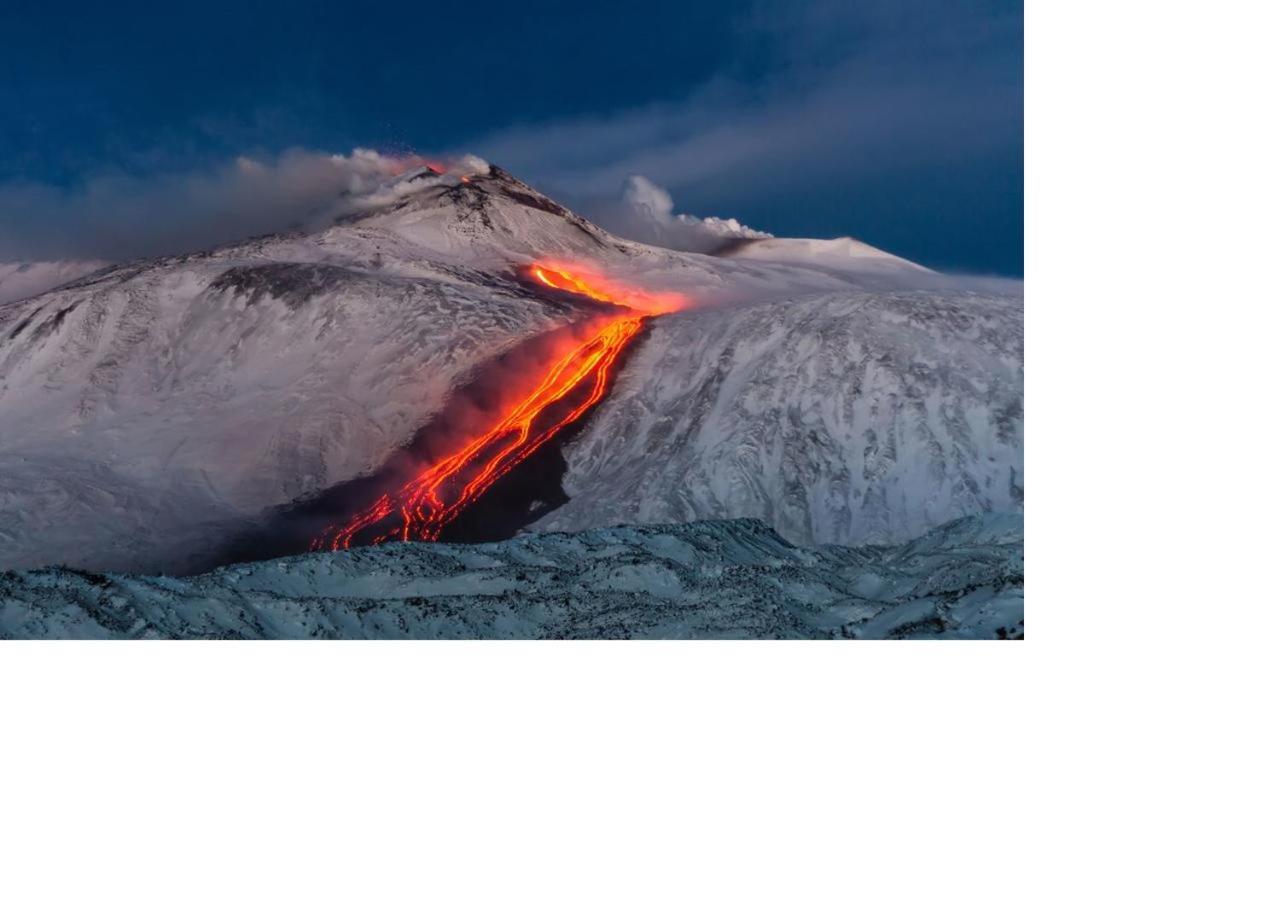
0 513 1022 639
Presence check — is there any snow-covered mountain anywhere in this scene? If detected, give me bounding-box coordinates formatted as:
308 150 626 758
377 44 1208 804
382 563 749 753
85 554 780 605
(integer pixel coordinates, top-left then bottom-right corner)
0 162 1022 576
0 513 1024 639
0 167 622 573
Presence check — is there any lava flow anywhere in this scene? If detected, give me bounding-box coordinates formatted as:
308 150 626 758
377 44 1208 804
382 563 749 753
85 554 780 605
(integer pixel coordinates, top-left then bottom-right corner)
312 262 684 551
529 260 686 315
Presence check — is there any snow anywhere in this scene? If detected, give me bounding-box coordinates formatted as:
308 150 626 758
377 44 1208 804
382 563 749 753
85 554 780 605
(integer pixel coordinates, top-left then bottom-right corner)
0 514 1023 639
538 285 1023 546
718 236 929 274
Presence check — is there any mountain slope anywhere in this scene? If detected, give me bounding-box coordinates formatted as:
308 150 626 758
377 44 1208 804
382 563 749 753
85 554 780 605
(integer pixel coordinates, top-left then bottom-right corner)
0 167 633 573
537 284 1022 546
0 259 577 573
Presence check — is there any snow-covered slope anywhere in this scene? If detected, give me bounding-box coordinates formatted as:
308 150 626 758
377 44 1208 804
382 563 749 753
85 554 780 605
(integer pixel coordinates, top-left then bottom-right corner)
0 260 110 304
0 514 1023 639
538 284 1022 546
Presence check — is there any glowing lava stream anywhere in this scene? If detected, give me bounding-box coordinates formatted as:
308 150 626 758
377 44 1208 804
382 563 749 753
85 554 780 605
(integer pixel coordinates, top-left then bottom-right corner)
313 262 684 551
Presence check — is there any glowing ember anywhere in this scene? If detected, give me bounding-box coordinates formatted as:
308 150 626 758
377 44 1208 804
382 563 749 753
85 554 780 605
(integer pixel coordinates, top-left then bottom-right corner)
313 263 683 550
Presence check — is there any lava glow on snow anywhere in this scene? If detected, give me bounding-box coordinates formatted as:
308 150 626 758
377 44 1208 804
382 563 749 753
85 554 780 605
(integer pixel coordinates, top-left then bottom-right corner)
312 262 684 551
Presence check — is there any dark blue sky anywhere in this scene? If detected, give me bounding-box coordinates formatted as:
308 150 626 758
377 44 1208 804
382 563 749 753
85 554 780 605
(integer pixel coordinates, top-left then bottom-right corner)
0 0 1022 274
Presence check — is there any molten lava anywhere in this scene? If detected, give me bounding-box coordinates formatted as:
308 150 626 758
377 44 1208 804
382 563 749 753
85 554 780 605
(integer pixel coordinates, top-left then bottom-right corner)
529 261 686 315
313 262 683 551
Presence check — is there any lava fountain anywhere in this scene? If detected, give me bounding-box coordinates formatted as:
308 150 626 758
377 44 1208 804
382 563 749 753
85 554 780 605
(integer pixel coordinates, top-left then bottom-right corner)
312 262 685 551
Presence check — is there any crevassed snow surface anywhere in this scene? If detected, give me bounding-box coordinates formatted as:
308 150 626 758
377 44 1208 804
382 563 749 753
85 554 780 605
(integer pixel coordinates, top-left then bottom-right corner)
0 514 1023 639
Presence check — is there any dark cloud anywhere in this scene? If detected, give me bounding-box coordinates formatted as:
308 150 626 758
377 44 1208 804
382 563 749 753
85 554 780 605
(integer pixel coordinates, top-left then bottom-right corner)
467 0 1023 273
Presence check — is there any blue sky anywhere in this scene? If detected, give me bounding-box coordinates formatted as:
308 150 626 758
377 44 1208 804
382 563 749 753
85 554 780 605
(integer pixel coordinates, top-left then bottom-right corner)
0 0 1022 274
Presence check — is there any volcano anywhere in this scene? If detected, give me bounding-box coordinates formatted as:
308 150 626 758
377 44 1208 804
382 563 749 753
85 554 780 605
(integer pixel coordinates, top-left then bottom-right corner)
0 163 1021 576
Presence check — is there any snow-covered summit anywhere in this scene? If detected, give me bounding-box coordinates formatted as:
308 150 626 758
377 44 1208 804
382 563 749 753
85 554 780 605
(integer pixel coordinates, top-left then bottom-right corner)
334 163 630 264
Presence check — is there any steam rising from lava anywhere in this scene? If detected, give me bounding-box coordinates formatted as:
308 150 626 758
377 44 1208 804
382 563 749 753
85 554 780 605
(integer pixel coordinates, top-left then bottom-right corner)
312 262 685 551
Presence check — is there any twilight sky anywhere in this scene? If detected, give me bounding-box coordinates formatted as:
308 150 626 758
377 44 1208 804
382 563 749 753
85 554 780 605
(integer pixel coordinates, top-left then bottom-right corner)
0 0 1022 274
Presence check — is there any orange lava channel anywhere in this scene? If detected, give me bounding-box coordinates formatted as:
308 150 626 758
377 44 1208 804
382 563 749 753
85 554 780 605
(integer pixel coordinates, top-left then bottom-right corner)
313 263 682 550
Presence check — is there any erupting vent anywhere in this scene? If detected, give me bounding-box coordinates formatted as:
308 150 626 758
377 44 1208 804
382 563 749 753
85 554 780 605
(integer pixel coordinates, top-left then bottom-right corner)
312 262 684 551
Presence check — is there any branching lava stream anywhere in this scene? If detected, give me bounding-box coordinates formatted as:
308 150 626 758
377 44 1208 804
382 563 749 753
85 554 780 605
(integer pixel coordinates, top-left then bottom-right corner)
312 262 684 551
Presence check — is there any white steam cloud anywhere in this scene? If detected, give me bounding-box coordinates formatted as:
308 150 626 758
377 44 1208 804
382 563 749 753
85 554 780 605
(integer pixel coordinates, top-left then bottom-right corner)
588 175 770 252
0 149 488 263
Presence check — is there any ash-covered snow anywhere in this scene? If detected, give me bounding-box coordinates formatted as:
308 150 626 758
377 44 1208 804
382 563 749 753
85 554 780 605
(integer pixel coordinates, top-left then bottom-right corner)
0 514 1023 639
